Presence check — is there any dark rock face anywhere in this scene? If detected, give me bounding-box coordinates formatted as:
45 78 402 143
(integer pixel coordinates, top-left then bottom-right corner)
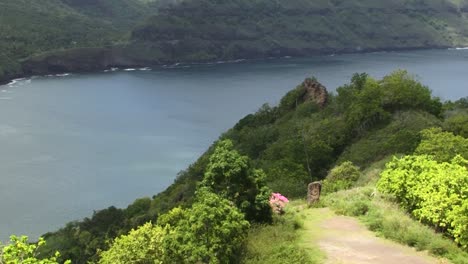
21 48 141 76
301 78 328 108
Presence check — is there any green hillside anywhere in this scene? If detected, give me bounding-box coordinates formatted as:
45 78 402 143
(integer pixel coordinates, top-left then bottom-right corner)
2 0 468 82
59 0 150 27
24 70 466 263
129 0 468 62
1 2 468 261
0 0 155 80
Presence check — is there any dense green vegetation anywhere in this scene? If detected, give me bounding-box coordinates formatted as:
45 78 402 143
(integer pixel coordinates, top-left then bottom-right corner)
98 222 166 264
3 0 468 82
99 189 249 264
39 140 271 263
322 161 362 194
378 129 468 248
2 1 468 261
130 0 468 62
31 70 467 263
321 111 468 261
0 0 109 79
0 236 70 264
225 70 444 198
415 127 468 161
201 140 272 223
98 140 268 264
0 0 165 81
0 1 117 57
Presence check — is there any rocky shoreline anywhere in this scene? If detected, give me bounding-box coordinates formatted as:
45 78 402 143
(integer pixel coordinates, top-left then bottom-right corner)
0 44 452 87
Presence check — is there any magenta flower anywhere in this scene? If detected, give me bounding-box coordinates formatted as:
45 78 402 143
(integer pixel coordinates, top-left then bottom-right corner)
269 193 289 214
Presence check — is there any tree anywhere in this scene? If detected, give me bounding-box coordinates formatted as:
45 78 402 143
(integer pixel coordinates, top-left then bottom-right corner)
380 70 442 117
323 161 361 194
0 236 70 264
340 76 389 133
444 113 468 138
162 188 250 264
335 73 368 113
99 223 165 264
100 189 250 264
336 71 442 135
202 140 272 222
264 159 310 198
415 127 468 162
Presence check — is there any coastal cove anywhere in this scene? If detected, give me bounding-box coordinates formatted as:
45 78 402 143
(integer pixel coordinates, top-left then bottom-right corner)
1 49 467 241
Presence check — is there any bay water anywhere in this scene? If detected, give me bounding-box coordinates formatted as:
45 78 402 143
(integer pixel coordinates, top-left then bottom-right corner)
0 49 467 241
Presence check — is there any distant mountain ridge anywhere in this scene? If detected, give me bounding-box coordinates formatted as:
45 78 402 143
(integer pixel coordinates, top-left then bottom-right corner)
129 0 468 61
2 0 468 83
0 0 150 81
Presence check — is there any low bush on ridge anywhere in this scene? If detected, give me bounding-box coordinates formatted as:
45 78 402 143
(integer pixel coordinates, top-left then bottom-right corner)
378 155 468 248
0 236 70 264
322 161 361 194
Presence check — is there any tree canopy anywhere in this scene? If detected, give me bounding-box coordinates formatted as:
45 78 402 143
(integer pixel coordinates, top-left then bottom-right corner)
0 236 70 264
415 127 468 162
202 140 272 223
99 189 249 264
378 155 468 248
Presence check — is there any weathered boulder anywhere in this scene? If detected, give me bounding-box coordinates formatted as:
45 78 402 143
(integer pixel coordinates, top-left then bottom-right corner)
301 78 328 108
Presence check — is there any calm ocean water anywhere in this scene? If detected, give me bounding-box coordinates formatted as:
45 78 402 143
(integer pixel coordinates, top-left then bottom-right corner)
0 49 467 241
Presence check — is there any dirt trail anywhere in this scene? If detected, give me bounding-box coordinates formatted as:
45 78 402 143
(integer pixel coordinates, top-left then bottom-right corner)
300 208 445 264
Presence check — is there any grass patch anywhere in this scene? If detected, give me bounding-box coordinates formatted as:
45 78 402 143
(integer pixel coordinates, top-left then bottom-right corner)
296 206 330 263
242 202 323 264
355 155 397 186
323 187 468 264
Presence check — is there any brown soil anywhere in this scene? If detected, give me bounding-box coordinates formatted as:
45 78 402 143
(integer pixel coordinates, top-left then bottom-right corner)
302 208 446 264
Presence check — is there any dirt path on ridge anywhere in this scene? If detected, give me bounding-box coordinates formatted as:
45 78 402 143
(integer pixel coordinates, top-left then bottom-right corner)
300 208 446 264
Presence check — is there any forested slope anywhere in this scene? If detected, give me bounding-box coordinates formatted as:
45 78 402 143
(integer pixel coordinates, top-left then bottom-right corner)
0 0 158 80
33 70 468 263
3 0 468 82
130 0 468 61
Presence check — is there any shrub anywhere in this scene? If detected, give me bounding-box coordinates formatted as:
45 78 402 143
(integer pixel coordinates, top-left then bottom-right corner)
415 127 468 162
163 188 250 264
322 186 373 216
100 189 250 264
444 113 468 138
202 140 272 223
380 70 442 117
322 161 361 194
0 235 70 264
378 155 468 248
99 223 165 264
265 159 310 198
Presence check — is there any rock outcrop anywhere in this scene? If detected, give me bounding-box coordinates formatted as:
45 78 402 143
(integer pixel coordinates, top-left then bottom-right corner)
301 78 328 108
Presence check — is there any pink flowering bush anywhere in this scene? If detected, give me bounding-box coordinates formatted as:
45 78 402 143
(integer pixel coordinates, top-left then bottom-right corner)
269 193 290 214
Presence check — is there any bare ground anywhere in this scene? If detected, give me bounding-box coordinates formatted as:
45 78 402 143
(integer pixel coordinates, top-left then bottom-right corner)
299 208 447 264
